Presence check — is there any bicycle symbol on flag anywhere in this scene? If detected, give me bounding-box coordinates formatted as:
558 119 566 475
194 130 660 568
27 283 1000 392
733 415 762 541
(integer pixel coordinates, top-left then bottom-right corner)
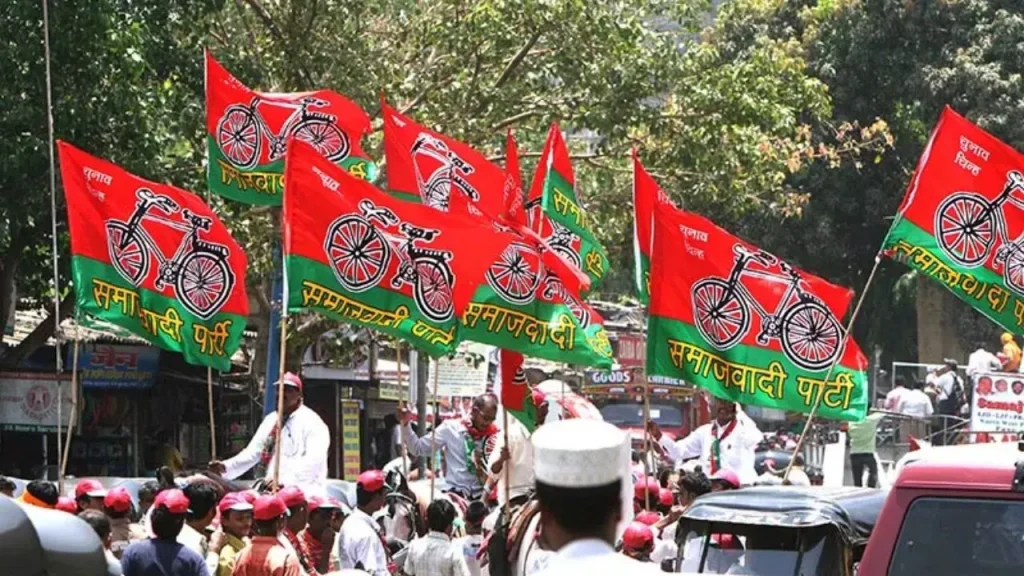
934 170 1024 295
691 245 843 371
106 189 236 320
409 133 480 211
216 96 350 169
324 200 455 322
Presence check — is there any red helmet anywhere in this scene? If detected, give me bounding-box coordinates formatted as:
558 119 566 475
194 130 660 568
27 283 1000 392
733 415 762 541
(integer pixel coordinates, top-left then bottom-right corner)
633 476 660 501
622 522 655 552
658 488 675 508
635 510 662 526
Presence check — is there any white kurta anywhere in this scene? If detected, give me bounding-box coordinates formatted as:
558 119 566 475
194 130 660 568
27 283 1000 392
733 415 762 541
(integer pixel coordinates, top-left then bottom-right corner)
659 412 762 486
532 538 661 576
486 415 534 506
337 508 390 576
221 404 330 494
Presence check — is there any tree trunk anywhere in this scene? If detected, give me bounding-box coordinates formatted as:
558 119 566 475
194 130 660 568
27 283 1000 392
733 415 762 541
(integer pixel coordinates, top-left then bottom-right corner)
0 292 75 369
0 245 23 348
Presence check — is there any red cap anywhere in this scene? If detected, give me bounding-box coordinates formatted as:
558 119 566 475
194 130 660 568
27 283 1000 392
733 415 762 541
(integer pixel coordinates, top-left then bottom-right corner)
56 497 78 514
635 510 662 526
278 372 303 391
104 487 133 513
219 492 255 513
658 488 675 508
633 477 660 501
622 522 655 551
357 470 386 492
278 486 306 509
531 388 546 407
710 469 741 489
154 489 190 515
307 495 341 513
75 479 107 500
240 490 259 504
253 494 287 521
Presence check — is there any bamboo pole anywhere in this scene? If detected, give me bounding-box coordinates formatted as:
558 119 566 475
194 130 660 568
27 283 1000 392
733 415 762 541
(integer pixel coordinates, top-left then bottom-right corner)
59 339 80 483
207 367 217 461
271 313 288 491
428 360 440 500
502 408 511 524
642 372 651 511
783 255 884 482
397 341 408 478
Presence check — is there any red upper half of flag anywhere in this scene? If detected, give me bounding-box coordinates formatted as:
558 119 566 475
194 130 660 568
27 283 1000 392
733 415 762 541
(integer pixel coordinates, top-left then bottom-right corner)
527 123 575 204
633 152 675 259
58 141 249 317
284 139 516 316
504 129 527 227
205 50 371 165
650 203 863 366
499 349 528 411
381 101 505 218
894 106 1024 273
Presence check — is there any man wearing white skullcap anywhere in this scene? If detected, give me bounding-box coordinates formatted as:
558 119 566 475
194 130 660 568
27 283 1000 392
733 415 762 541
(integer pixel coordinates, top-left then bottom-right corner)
531 419 658 575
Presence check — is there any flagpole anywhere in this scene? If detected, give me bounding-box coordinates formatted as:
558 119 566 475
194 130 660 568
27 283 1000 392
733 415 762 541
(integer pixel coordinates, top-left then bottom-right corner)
59 338 80 484
783 254 884 482
271 311 288 490
397 340 408 478
207 367 217 461
428 359 440 500
502 408 511 524
642 371 651 511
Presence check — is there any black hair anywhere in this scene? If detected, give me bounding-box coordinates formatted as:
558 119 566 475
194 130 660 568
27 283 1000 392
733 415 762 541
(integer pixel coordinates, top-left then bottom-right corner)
253 518 280 537
535 480 621 535
794 454 805 466
465 501 488 525
151 506 186 540
105 506 131 520
473 393 498 410
183 482 218 520
26 480 59 506
78 510 111 541
357 485 383 507
657 467 673 488
427 499 457 532
894 376 906 388
139 480 159 501
0 476 16 492
309 507 333 524
679 471 712 498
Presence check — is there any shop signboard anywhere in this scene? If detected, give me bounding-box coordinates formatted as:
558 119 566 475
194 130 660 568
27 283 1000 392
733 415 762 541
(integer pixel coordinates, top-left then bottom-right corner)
431 355 489 398
72 344 160 389
970 371 1024 442
0 372 74 432
616 332 645 369
341 399 361 481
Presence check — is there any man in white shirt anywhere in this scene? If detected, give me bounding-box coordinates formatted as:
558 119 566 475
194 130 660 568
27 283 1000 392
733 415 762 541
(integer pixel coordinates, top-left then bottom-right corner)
885 377 910 413
531 419 658 576
337 470 393 576
399 394 499 499
925 360 962 445
650 398 762 486
967 346 1002 379
209 372 331 495
177 482 221 574
487 392 550 508
404 499 471 576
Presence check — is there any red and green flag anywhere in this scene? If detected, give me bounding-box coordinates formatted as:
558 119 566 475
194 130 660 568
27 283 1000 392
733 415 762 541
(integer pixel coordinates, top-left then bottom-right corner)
58 142 249 371
882 106 1024 333
527 124 609 293
382 101 505 217
497 349 537 432
503 129 528 227
283 139 516 357
646 204 868 421
633 152 675 305
205 50 375 206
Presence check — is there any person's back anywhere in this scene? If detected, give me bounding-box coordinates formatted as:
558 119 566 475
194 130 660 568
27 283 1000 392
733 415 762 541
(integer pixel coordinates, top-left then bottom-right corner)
233 493 301 576
121 489 208 576
404 499 469 576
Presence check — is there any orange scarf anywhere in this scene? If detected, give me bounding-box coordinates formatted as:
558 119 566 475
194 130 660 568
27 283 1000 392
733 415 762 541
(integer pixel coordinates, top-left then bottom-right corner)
19 491 55 509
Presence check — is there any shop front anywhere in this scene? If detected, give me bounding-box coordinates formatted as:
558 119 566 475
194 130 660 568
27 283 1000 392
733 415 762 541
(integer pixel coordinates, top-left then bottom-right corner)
0 372 74 479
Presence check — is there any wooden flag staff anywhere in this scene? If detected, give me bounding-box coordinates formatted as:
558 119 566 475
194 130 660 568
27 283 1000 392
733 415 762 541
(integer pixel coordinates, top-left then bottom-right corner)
207 367 217 461
428 361 440 500
59 339 80 487
397 341 408 478
271 312 288 490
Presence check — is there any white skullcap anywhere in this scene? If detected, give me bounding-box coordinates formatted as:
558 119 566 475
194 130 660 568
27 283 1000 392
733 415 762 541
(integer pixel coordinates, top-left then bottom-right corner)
533 418 626 488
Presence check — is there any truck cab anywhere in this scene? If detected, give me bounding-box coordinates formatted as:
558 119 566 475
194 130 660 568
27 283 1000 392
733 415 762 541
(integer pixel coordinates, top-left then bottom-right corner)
858 441 1024 575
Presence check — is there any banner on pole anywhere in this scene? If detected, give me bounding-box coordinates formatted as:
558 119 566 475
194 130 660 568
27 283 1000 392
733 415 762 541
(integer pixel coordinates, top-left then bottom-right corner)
341 399 361 480
970 371 1024 441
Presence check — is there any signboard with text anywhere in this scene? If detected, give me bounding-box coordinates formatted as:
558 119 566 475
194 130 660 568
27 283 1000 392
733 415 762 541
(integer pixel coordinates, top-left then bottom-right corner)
0 373 74 432
615 333 645 368
71 344 160 389
341 400 361 480
970 371 1024 442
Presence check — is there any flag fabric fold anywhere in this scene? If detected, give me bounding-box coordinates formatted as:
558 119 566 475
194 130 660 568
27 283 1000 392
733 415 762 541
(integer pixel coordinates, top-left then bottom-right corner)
632 152 675 305
526 124 610 293
58 141 249 371
205 50 375 205
882 106 1024 333
283 139 515 357
497 349 537 432
646 203 868 421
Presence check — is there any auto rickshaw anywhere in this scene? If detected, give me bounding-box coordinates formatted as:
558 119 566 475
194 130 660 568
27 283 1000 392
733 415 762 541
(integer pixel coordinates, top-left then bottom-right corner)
673 486 885 575
0 495 108 575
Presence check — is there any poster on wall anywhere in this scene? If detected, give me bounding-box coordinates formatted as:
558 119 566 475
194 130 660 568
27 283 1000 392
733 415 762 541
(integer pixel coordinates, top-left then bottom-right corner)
0 372 75 432
341 400 361 481
971 371 1024 442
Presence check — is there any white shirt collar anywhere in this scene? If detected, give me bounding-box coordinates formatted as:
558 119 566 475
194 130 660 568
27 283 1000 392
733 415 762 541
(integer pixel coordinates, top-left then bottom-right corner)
557 538 615 559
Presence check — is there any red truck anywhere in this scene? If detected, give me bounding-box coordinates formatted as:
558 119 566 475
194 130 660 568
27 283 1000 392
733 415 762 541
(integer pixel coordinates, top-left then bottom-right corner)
858 441 1024 575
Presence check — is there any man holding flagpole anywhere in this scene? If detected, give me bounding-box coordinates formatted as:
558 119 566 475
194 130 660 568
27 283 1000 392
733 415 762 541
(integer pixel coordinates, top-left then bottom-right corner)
209 372 331 495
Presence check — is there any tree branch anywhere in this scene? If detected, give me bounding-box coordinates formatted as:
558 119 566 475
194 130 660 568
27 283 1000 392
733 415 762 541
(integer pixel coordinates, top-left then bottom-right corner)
487 151 609 162
493 30 542 90
238 0 313 87
0 293 75 369
490 110 540 131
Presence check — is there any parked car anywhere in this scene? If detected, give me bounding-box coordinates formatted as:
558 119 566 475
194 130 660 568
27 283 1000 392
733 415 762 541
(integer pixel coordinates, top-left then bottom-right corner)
858 441 1024 575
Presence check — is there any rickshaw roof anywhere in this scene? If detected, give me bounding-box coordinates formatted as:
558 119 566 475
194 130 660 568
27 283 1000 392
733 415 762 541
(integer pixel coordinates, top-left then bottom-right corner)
681 486 885 545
